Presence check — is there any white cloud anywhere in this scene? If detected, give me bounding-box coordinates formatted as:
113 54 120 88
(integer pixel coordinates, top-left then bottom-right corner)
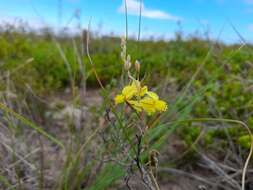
0 15 49 29
118 0 181 21
248 24 253 31
243 0 253 4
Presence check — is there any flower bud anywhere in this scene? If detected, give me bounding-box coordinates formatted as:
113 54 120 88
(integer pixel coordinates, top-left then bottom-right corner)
120 36 127 62
121 36 126 48
120 51 125 61
135 60 140 73
124 55 131 70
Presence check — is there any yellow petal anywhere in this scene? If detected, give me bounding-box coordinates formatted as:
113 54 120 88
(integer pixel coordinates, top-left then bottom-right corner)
140 97 155 105
140 86 148 97
140 97 156 115
122 85 137 100
146 91 159 100
128 100 142 112
155 100 167 112
115 94 124 104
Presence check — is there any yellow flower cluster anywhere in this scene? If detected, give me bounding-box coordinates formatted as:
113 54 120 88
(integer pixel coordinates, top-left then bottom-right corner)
115 80 167 115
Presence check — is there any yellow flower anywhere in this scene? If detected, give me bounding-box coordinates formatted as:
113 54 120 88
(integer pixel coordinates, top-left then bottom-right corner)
114 80 147 104
114 80 167 115
140 92 167 115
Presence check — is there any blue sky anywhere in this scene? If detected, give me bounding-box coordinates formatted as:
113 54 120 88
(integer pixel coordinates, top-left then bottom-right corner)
1 0 253 43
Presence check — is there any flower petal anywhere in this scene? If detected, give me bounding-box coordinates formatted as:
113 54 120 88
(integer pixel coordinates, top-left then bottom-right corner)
115 95 124 104
122 85 137 100
155 100 167 112
146 91 159 100
140 86 148 97
128 100 142 112
140 97 156 115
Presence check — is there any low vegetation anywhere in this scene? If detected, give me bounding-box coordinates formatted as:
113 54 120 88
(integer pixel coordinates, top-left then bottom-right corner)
0 23 253 189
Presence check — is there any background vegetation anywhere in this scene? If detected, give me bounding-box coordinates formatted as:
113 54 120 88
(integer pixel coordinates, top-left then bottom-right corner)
0 23 253 189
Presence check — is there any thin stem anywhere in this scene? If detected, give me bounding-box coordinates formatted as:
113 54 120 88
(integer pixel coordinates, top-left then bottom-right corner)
86 18 105 90
124 0 128 40
138 0 142 42
149 171 160 190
